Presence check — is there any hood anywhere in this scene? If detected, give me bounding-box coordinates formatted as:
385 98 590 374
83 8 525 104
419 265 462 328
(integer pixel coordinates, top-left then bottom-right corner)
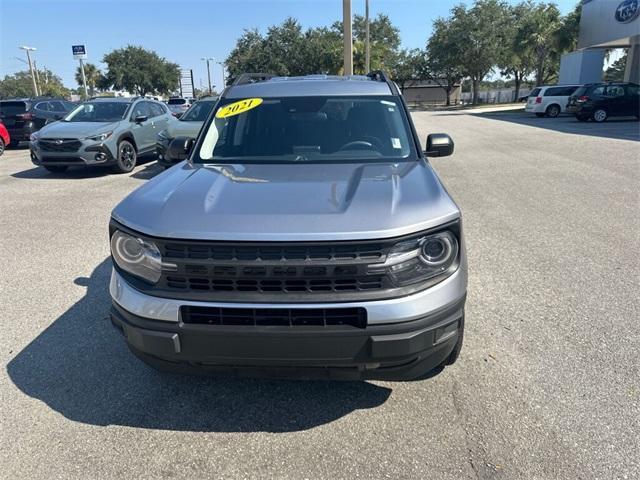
38 121 116 139
166 120 202 138
112 161 460 241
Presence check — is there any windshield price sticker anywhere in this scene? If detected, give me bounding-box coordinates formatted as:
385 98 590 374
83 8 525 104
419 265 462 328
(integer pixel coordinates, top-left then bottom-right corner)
216 98 263 118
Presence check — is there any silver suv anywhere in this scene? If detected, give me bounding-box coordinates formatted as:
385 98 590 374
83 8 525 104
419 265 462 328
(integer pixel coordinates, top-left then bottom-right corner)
109 72 467 380
29 97 173 173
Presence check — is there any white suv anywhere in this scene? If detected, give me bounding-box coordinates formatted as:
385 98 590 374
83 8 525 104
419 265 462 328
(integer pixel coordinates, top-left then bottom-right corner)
525 85 581 118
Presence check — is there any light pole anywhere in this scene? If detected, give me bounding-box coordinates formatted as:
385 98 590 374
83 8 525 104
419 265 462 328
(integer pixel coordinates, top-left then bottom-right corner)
365 0 370 73
342 0 353 75
33 60 42 94
20 46 39 96
217 61 226 88
201 57 214 94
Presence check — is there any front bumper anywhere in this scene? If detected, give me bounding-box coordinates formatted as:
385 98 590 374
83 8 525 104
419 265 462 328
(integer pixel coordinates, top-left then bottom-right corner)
30 139 116 166
6 123 36 142
110 269 466 380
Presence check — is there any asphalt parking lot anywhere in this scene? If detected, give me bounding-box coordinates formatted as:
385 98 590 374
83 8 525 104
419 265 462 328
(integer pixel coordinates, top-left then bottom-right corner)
1 111 638 479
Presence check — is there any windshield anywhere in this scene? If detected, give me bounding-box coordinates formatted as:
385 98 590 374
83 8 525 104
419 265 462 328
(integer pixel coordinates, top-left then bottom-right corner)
64 102 129 122
197 96 415 164
181 101 215 122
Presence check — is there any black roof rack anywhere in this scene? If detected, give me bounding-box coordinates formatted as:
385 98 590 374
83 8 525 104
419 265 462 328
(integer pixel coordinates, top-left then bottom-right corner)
367 70 399 95
232 73 275 86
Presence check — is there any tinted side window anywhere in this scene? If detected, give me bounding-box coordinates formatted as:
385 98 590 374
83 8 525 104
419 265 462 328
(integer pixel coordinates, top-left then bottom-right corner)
606 86 625 97
591 86 605 96
627 85 639 96
564 86 579 96
50 101 67 112
35 101 52 111
544 87 563 96
149 103 164 117
131 102 152 119
529 88 541 97
62 101 76 111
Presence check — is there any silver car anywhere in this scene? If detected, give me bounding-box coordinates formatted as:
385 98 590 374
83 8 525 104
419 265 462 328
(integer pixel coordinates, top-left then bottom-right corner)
29 97 173 173
156 97 217 168
109 72 467 380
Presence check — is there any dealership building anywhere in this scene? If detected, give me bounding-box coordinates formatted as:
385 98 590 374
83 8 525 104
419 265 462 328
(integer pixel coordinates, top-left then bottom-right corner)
559 0 639 84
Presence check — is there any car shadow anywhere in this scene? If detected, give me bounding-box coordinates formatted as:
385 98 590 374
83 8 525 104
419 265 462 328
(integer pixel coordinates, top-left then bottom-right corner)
6 258 392 433
129 161 164 180
452 110 640 141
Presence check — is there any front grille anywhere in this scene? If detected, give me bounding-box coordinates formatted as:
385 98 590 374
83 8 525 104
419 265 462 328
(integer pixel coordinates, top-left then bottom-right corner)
164 243 384 262
156 239 393 298
181 306 367 328
39 138 82 152
166 275 384 293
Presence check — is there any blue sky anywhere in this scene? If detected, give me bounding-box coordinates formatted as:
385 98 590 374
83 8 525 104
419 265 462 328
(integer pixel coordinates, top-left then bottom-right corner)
0 0 578 89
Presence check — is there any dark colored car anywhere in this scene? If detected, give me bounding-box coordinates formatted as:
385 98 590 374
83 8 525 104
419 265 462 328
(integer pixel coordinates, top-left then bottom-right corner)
0 122 10 156
567 83 640 122
0 98 76 145
156 97 217 168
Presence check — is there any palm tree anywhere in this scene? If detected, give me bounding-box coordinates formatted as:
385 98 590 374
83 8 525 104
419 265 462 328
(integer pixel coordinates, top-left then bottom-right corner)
75 63 102 97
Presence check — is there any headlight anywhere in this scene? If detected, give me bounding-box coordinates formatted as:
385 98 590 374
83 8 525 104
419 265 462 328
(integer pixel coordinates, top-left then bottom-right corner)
110 230 164 284
85 131 113 142
30 133 39 142
369 230 459 287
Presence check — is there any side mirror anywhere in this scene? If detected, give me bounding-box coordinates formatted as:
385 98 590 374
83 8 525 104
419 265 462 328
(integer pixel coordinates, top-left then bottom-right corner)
134 115 148 123
425 133 454 158
168 136 194 161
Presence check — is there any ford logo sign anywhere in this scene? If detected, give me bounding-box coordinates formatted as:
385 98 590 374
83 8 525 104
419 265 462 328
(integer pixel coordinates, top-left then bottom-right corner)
615 0 640 23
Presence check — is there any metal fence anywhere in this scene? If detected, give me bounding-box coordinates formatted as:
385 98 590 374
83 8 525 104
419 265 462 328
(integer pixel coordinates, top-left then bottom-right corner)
460 87 532 104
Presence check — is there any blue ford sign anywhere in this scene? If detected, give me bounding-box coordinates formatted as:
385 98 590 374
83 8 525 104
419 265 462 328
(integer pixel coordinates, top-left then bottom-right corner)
71 45 87 59
615 0 640 23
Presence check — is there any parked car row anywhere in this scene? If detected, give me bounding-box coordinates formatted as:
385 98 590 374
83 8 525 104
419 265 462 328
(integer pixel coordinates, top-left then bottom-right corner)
1 94 217 173
525 82 639 122
0 97 76 146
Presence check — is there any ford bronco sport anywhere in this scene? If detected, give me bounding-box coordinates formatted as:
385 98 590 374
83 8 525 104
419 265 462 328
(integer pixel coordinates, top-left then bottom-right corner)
109 72 467 380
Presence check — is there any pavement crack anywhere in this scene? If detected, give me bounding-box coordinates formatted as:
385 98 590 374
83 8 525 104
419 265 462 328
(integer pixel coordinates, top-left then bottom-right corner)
451 379 481 480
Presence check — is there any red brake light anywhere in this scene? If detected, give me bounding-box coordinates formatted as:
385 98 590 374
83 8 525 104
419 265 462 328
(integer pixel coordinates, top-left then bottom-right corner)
535 97 542 104
578 95 589 102
17 112 34 121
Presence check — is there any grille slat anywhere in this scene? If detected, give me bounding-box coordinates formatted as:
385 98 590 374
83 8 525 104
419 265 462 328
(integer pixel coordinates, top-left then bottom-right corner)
182 306 367 328
39 138 82 152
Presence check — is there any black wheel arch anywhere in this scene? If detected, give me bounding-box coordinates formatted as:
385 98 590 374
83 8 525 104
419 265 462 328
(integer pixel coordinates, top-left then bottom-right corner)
116 133 137 152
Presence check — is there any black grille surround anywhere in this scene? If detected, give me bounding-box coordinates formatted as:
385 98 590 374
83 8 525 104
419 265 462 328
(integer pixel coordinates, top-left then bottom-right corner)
110 220 461 303
39 138 82 152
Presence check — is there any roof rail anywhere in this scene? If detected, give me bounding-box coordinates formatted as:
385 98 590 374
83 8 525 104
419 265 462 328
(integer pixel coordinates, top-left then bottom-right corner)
367 70 400 95
232 73 275 86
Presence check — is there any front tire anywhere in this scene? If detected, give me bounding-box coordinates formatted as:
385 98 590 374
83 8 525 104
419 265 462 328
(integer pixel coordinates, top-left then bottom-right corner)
546 104 561 118
592 108 608 123
44 165 68 173
113 140 137 173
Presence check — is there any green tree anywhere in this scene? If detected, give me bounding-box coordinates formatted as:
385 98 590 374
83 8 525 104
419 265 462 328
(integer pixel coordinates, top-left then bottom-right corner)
225 18 343 81
498 2 536 102
426 17 465 106
74 62 103 97
350 13 401 73
102 46 179 96
515 3 563 85
604 51 628 82
449 0 510 104
390 49 428 92
0 70 69 99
